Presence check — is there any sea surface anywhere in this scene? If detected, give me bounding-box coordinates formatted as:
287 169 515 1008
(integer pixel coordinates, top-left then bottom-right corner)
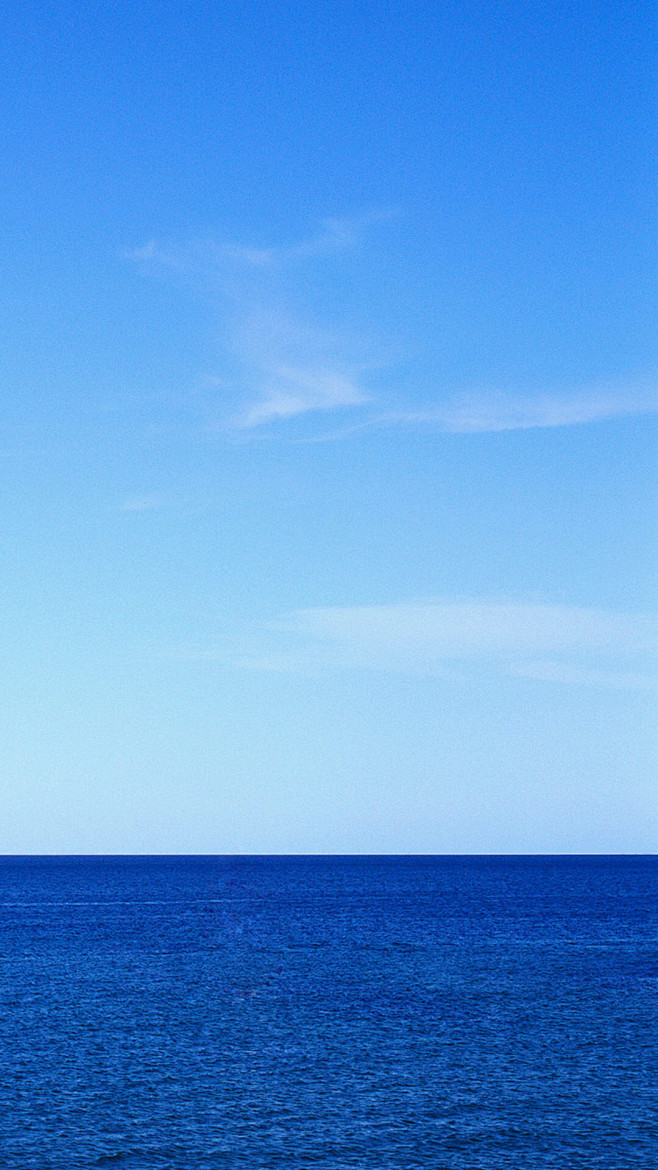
0 855 655 1168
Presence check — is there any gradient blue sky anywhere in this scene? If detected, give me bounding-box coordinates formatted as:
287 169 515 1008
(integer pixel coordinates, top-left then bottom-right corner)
1 0 656 852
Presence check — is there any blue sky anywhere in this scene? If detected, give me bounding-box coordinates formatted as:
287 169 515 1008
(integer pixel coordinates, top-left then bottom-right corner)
1 0 656 852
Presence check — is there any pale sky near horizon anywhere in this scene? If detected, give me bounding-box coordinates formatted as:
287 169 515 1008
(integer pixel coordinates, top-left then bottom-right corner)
1 0 656 853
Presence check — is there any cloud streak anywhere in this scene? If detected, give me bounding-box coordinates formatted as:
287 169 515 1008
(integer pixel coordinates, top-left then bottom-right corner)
238 600 658 685
281 383 658 443
117 492 175 513
238 366 368 427
225 305 374 428
125 211 389 278
126 216 657 437
382 385 658 434
224 209 397 268
127 215 383 430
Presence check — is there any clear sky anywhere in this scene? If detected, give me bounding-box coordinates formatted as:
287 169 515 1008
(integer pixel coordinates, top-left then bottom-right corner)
1 0 656 853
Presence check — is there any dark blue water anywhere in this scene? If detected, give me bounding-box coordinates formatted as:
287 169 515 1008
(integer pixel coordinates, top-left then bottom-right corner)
0 856 655 1168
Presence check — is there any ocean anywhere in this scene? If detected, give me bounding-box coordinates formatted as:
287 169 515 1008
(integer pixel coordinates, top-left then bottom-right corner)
0 855 655 1168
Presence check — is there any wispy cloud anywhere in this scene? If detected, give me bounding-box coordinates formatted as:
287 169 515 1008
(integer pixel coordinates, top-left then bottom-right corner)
383 385 658 434
124 210 390 277
278 384 658 443
126 214 384 430
117 492 175 513
226 306 373 428
239 366 368 427
511 661 657 689
126 216 657 438
224 209 396 268
235 600 658 685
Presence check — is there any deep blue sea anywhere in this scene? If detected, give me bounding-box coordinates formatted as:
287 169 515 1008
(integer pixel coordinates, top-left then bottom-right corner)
0 856 656 1168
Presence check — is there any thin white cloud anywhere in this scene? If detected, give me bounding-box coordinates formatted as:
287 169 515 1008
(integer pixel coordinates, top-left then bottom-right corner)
280 384 658 442
381 386 658 434
123 239 187 269
511 661 658 689
125 210 391 277
275 600 655 657
117 492 174 513
125 220 657 437
126 217 381 430
224 210 396 267
239 600 658 683
239 366 368 427
225 305 374 428
256 381 658 438
286 210 396 260
221 242 276 268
